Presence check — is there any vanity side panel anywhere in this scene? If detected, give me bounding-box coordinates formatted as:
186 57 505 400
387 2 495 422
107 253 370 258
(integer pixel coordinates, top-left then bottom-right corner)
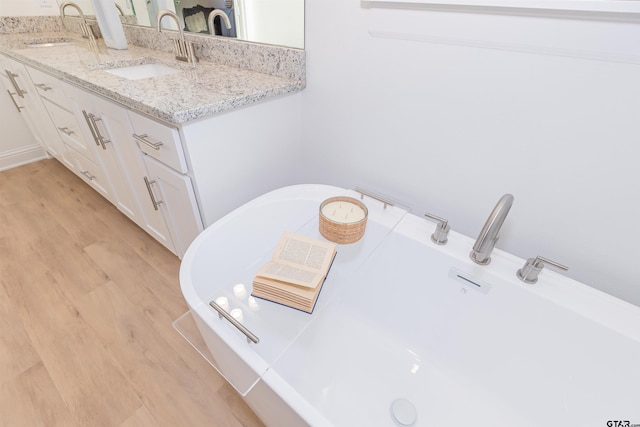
180 93 303 227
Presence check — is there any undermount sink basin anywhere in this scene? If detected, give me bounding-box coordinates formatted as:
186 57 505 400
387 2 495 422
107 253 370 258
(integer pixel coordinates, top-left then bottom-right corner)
27 41 73 48
105 63 181 80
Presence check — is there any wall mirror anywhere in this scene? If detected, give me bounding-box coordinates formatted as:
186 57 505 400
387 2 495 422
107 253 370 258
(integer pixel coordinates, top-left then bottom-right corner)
57 0 304 49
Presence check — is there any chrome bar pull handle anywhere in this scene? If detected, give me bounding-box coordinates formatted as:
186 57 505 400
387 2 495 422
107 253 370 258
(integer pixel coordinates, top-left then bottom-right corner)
82 110 101 147
6 90 23 112
143 176 163 211
517 256 568 284
88 113 110 149
355 187 395 209
5 70 26 97
424 212 450 245
58 126 75 136
81 170 95 181
133 133 163 150
209 300 259 344
35 83 52 91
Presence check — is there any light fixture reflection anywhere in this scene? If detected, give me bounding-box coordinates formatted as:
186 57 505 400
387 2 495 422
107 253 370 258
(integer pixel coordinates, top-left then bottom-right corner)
248 296 260 311
215 296 229 311
233 283 247 299
230 308 243 322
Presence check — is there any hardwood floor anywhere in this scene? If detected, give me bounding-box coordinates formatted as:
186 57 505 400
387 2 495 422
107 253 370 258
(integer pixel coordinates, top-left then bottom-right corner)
0 159 265 427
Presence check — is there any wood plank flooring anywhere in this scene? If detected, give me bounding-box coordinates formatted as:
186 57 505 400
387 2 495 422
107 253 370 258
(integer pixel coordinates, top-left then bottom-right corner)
0 159 265 427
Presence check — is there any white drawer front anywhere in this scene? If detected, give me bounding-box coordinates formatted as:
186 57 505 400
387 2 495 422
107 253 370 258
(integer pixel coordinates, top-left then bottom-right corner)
128 110 188 173
26 66 70 109
43 97 96 161
67 147 111 200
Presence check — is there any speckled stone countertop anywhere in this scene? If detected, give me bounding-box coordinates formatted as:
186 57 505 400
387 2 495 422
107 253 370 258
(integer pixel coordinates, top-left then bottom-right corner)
0 31 304 125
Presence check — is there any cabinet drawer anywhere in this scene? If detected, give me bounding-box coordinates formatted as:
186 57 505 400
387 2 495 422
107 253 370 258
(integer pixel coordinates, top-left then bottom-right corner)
128 110 188 173
67 147 111 200
43 97 96 160
26 66 69 109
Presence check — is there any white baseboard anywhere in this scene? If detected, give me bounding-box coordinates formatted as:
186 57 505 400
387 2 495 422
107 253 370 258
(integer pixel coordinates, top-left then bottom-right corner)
0 145 48 172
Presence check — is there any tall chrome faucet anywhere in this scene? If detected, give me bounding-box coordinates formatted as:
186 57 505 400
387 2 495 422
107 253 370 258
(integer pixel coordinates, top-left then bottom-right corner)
470 193 514 265
156 9 197 64
59 1 96 42
207 10 232 35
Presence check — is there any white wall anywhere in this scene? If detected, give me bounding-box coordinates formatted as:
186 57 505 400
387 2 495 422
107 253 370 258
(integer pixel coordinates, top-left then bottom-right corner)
0 0 94 16
302 0 640 306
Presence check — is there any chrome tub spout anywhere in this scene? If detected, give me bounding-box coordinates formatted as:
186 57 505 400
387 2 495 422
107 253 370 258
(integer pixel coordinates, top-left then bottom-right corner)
470 193 514 265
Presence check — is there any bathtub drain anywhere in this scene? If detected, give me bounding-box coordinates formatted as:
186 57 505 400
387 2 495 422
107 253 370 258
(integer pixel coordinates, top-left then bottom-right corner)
390 398 417 426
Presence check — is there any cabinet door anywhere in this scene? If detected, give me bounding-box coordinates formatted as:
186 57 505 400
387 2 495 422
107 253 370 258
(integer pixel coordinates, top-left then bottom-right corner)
1 57 71 166
87 96 143 222
0 61 42 144
0 68 39 170
143 155 203 258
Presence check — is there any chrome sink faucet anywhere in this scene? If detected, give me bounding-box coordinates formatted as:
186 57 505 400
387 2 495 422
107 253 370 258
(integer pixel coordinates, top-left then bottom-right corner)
470 193 514 265
156 9 198 64
59 1 96 42
207 10 232 35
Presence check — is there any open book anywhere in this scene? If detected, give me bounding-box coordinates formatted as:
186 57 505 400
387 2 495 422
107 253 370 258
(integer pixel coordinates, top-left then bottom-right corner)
251 231 337 313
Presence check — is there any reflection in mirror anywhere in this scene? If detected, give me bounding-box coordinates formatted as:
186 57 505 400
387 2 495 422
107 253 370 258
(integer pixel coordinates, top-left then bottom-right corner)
55 0 135 17
56 0 94 15
132 0 303 48
57 0 303 49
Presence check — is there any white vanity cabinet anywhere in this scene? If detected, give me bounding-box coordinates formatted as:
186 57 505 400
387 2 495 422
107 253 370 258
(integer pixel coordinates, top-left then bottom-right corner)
2 49 300 259
0 55 51 168
24 68 121 204
62 83 146 225
128 110 203 258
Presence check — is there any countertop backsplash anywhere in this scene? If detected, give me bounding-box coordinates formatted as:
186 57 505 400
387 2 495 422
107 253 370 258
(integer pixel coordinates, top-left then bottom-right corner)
122 23 305 81
0 16 64 34
0 16 304 82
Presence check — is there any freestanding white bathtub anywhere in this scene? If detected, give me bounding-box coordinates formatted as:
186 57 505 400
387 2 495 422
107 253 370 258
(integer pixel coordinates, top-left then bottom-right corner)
179 185 640 427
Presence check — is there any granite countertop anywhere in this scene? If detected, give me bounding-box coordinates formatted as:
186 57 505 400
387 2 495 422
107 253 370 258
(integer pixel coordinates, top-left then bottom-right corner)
0 32 304 125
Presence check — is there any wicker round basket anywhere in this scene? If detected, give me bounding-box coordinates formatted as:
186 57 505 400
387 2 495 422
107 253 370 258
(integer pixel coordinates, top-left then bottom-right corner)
319 196 368 244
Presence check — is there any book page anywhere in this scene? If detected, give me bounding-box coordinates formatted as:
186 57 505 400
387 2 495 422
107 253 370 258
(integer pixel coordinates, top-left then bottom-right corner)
273 232 336 272
254 231 337 289
260 261 322 289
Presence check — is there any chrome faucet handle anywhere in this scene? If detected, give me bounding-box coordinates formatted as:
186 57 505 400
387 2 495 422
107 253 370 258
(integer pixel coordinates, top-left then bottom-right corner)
424 212 450 245
517 256 568 284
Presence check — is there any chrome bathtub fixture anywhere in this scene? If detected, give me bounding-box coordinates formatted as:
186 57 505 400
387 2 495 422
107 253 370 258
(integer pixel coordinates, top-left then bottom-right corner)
517 256 568 284
470 193 514 265
424 212 450 245
355 187 395 209
209 300 259 344
59 2 96 41
207 10 232 35
156 9 198 64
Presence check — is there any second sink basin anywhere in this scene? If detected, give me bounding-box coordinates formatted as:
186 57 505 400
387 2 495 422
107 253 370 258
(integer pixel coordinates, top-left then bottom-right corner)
27 38 74 48
105 63 181 80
